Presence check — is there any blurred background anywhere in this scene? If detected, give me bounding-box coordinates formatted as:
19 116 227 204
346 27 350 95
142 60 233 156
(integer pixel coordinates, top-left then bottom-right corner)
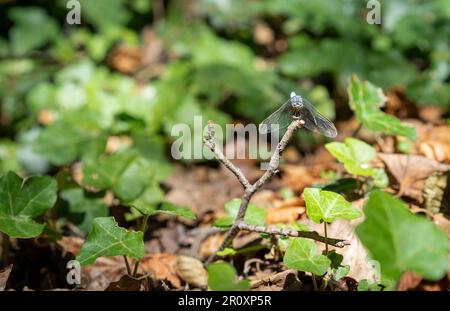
0 0 449 194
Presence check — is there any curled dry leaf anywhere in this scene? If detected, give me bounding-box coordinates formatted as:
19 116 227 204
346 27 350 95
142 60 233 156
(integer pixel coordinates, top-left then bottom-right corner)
0 265 13 291
176 256 208 288
139 253 181 288
378 153 450 202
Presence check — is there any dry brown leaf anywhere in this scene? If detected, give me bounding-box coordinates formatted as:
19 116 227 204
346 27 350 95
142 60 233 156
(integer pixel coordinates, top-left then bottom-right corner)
253 21 275 45
38 109 56 125
250 269 302 291
81 256 127 290
107 44 142 74
176 256 207 288
199 234 225 259
281 165 320 192
0 265 13 291
105 274 144 291
419 141 450 163
396 271 423 291
139 253 181 288
265 206 305 225
57 236 84 257
378 153 450 201
418 106 444 124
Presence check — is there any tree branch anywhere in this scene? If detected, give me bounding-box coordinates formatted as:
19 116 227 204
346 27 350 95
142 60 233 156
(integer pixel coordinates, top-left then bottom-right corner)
204 118 350 265
235 221 350 248
203 121 252 190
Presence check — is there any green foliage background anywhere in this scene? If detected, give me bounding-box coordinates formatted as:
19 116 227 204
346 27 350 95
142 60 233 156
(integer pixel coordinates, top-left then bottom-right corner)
0 0 449 287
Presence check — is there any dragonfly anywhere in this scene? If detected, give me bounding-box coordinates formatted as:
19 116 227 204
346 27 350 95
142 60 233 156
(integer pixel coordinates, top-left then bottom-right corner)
259 92 337 138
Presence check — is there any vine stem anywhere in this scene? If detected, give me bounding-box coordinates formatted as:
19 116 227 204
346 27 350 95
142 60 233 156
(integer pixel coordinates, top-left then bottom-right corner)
311 274 318 291
324 222 329 255
133 215 149 276
123 256 132 275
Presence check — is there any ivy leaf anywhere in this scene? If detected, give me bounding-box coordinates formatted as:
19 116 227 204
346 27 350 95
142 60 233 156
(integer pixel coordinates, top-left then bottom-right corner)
0 171 57 238
357 279 381 291
60 188 108 234
356 191 449 281
325 138 376 176
224 199 267 226
76 217 144 265
82 152 152 202
132 201 196 220
283 238 331 275
304 188 362 224
8 7 59 55
348 75 416 140
207 262 250 291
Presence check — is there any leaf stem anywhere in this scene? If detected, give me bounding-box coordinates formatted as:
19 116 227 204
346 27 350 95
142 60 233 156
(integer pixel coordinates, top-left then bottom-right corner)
311 274 318 291
323 222 329 255
123 255 132 275
133 215 149 276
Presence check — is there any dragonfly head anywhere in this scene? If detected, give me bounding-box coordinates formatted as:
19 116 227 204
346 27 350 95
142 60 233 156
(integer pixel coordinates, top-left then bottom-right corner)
290 94 303 109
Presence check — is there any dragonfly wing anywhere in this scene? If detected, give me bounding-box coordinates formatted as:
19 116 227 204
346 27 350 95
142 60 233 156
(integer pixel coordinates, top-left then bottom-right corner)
300 99 338 138
259 99 293 134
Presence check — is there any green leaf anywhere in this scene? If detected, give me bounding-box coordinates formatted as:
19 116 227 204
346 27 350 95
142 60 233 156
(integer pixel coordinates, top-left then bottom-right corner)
76 217 144 265
372 168 389 188
224 199 266 226
333 265 350 281
304 188 362 224
60 188 108 234
152 203 196 220
357 279 381 291
356 191 449 281
0 171 57 238
214 217 234 229
82 152 152 202
283 238 331 275
207 262 250 291
325 138 376 176
348 75 416 140
8 7 59 54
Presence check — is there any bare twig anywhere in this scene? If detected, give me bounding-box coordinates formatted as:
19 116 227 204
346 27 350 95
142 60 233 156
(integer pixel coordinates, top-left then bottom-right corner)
203 118 349 264
203 121 252 189
235 221 349 248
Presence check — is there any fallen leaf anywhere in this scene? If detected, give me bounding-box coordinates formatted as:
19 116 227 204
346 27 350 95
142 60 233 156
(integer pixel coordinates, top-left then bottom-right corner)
81 256 127 290
107 44 141 74
396 271 423 291
265 206 305 225
105 275 144 291
200 234 225 259
139 253 181 288
57 236 84 257
0 265 13 291
176 256 207 288
253 21 275 45
250 269 302 291
378 153 450 201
